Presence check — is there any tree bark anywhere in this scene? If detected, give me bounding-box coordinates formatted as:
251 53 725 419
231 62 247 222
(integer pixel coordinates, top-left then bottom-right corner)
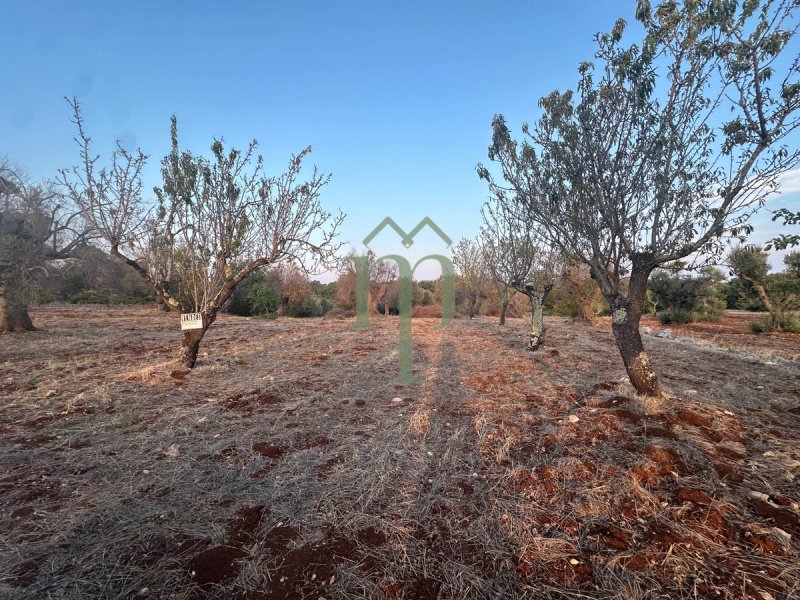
468 292 478 319
607 263 661 397
527 292 544 351
0 293 34 332
499 299 509 325
176 311 217 369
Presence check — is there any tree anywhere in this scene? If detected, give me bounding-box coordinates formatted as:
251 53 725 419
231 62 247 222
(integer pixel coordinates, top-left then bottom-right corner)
728 245 799 330
481 194 559 350
480 0 800 396
0 161 87 332
785 250 800 277
648 266 726 323
561 263 601 323
61 103 343 368
335 249 398 314
452 238 489 319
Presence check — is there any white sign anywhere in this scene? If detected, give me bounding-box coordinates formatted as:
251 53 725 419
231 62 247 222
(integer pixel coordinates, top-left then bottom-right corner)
180 312 203 330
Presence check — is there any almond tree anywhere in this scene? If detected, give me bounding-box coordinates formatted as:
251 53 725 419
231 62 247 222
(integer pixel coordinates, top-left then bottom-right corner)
481 193 559 350
452 238 488 319
61 102 343 368
480 0 800 396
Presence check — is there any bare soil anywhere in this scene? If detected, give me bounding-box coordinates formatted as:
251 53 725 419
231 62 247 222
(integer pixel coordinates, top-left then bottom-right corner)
1 305 799 599
637 310 800 362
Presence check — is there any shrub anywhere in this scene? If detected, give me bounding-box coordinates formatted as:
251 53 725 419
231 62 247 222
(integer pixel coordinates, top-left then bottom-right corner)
71 289 111 304
657 308 693 324
412 305 442 318
749 313 800 334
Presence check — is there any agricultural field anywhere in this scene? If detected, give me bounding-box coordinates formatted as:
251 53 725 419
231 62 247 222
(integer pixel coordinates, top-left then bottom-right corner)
1 306 798 599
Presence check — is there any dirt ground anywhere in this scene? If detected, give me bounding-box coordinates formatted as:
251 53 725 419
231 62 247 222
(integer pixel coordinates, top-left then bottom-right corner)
1 305 799 599
637 310 800 363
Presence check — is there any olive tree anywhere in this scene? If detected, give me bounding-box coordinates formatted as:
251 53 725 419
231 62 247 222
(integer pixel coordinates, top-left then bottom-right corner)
481 193 559 350
480 0 800 396
61 101 343 368
728 245 799 330
1 161 87 331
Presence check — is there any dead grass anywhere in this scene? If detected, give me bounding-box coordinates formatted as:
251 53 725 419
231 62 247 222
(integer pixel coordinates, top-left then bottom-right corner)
0 305 798 599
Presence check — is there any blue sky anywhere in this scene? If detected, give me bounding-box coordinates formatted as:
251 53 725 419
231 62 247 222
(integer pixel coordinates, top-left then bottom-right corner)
2 0 797 279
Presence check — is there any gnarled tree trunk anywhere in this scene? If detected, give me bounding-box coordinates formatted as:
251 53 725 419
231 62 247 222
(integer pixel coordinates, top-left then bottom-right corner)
607 264 661 397
0 288 34 332
176 312 217 369
526 292 544 351
499 299 509 325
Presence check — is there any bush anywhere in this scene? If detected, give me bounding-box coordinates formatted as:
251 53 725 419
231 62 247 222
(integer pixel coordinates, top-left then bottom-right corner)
749 313 800 333
412 305 442 318
71 289 111 304
657 308 693 324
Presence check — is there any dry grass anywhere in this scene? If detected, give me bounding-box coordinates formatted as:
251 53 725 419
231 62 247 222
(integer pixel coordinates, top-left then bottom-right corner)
0 305 798 599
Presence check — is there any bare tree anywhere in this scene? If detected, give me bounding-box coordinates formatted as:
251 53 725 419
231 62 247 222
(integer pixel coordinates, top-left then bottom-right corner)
61 101 343 368
0 160 87 331
480 0 800 396
452 238 488 319
481 193 559 350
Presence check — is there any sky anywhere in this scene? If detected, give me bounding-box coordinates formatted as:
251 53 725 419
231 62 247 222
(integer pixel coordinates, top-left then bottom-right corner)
2 0 798 280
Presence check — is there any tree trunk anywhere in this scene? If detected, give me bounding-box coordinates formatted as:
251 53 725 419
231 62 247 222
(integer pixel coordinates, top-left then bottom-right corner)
468 293 477 319
177 327 207 369
527 292 544 351
575 291 597 323
499 299 509 325
608 264 661 397
746 278 782 331
0 294 34 332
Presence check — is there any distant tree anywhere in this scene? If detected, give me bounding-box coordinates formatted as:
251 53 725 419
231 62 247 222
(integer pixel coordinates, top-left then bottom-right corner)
335 249 397 314
785 250 800 277
728 245 799 331
480 0 800 396
0 161 88 331
61 102 343 368
481 194 559 350
648 266 726 323
561 263 601 323
452 238 489 319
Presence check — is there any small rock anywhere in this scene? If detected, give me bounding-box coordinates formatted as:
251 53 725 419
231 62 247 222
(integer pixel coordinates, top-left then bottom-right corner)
391 397 403 403
138 587 150 596
568 415 579 423
653 329 672 338
748 490 770 502
569 558 580 565
640 327 651 335
45 390 57 398
762 451 777 458
165 443 180 458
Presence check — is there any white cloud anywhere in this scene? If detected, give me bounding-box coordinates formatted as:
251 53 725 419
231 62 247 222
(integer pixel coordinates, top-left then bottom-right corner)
776 168 800 195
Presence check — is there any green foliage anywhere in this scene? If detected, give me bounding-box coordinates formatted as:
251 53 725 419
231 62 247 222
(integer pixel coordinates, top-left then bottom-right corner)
729 245 770 282
722 277 763 310
657 308 694 324
648 268 725 322
784 251 800 278
30 285 56 304
71 289 111 304
766 209 800 251
749 312 800 333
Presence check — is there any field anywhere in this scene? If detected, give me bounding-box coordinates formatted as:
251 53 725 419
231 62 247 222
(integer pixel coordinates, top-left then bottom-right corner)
1 306 799 599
